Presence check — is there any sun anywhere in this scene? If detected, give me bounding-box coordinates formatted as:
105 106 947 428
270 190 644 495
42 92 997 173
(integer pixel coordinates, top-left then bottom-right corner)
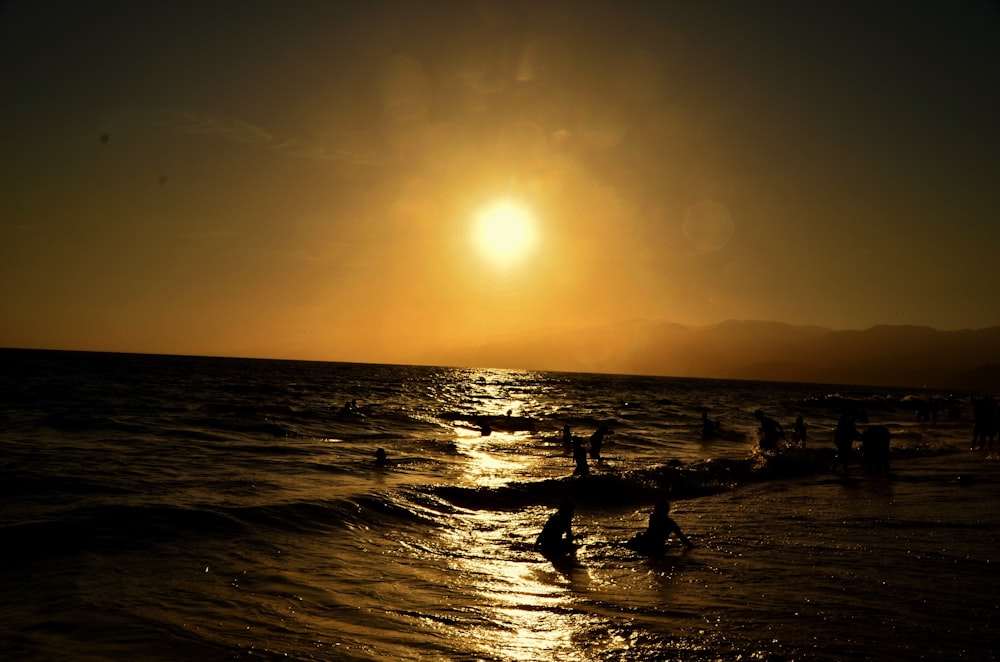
471 197 538 267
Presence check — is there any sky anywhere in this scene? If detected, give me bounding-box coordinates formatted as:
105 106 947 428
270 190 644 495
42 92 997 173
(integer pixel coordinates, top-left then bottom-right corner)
2 0 999 367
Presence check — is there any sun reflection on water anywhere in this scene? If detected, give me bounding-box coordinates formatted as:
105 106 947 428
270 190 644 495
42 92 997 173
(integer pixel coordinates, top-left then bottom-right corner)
451 431 551 489
419 369 607 658
437 509 599 661
447 368 562 489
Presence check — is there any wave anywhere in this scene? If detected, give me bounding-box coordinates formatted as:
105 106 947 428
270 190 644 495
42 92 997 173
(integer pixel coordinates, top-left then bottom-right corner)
0 441 968 566
0 504 249 560
0 474 135 500
0 488 457 562
428 444 963 513
39 413 151 434
787 391 968 424
221 491 445 536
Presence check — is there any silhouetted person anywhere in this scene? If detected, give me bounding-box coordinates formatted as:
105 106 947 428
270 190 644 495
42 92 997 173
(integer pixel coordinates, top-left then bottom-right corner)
536 501 576 558
792 415 807 446
947 398 961 422
972 396 996 450
589 423 610 460
374 447 393 467
834 415 860 474
626 499 693 554
562 424 573 450
860 425 891 476
753 410 785 451
701 411 720 438
572 436 589 475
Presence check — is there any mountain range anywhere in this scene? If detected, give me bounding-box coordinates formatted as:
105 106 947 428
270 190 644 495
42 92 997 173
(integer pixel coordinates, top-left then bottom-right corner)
426 321 1000 391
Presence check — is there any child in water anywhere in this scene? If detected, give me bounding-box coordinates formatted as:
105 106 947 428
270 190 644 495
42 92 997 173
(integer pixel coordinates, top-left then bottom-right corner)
626 499 693 554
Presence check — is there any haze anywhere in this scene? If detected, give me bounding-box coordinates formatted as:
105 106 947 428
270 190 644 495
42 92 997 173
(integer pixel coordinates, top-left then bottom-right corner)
2 1 999 372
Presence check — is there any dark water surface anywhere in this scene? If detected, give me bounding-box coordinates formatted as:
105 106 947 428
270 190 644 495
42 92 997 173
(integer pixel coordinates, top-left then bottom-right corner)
1 349 996 660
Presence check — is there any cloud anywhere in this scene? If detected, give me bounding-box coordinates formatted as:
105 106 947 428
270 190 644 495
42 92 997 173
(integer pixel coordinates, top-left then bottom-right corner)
142 108 389 166
272 137 388 166
153 109 275 145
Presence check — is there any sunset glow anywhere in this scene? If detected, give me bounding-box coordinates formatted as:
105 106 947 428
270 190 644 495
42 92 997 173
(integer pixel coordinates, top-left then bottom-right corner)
1 2 998 371
472 198 539 268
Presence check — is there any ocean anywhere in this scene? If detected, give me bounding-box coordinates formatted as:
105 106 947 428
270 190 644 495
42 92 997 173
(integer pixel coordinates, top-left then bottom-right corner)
1 348 996 661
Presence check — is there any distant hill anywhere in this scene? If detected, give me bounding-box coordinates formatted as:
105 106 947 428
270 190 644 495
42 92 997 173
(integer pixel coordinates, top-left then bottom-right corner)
424 321 1000 390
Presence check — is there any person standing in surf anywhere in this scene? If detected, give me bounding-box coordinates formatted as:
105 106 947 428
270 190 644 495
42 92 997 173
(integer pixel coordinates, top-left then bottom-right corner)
834 414 860 474
971 395 996 450
572 436 589 475
792 415 808 446
860 425 891 476
588 423 611 460
701 410 720 438
753 410 785 451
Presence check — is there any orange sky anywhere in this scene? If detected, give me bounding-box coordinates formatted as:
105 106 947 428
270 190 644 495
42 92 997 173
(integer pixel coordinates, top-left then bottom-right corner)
2 1 999 367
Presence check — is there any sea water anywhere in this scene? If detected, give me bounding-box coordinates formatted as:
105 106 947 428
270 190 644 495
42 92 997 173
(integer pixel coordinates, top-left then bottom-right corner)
0 349 996 661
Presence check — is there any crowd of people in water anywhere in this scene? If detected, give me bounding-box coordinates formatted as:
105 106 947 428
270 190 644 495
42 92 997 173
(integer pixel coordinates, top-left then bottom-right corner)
556 407 899 481
367 393 999 563
533 394 996 561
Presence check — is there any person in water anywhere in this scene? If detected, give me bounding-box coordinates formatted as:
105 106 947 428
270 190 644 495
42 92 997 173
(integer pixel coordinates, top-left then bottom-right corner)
834 414 860 474
753 409 785 451
627 499 693 554
572 436 589 475
792 415 808 446
562 424 573 450
859 425 891 477
701 411 720 437
536 501 577 558
374 447 393 467
588 423 610 460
